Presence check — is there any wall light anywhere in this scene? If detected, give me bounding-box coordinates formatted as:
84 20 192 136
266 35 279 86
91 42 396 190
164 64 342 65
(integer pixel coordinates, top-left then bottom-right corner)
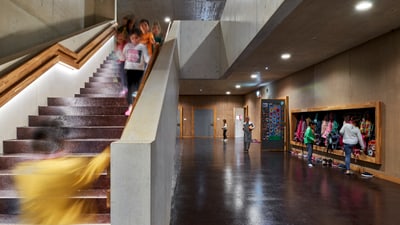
355 1 373 11
281 53 291 60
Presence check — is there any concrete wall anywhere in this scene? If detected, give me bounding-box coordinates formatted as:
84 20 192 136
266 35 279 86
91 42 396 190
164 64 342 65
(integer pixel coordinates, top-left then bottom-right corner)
178 21 227 79
110 22 180 225
0 35 115 154
0 0 114 60
220 0 288 66
262 28 400 179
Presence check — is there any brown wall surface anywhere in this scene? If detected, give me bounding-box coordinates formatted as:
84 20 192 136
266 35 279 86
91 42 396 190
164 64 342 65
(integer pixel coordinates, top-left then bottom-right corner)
264 28 400 179
179 95 244 138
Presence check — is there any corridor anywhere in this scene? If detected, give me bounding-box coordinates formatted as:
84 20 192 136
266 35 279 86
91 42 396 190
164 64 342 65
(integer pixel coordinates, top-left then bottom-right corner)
170 138 400 225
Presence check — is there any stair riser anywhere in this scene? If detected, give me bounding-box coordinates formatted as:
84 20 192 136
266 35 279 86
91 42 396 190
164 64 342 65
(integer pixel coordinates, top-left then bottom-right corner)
80 88 122 94
4 140 116 154
84 82 122 89
28 115 127 126
89 77 119 83
0 174 108 189
0 175 15 189
38 106 127 115
96 68 119 73
47 97 127 106
0 198 109 214
100 63 120 69
17 127 124 139
75 94 126 97
93 72 120 78
0 155 100 170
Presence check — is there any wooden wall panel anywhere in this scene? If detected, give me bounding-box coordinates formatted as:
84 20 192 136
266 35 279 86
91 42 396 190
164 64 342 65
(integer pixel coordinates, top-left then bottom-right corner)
264 28 400 181
179 95 244 137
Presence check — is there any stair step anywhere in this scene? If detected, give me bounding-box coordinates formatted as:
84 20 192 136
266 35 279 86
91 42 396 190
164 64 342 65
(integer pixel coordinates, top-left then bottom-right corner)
0 170 108 189
96 68 118 73
80 88 121 94
0 190 109 214
75 94 125 98
89 77 119 83
38 106 126 115
4 139 116 154
100 63 119 68
0 213 110 224
84 82 122 89
93 72 119 78
17 126 124 139
0 153 103 170
28 115 127 126
47 97 127 106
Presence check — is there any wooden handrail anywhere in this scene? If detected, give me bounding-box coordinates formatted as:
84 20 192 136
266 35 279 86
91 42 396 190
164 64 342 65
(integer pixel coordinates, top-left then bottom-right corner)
0 23 117 107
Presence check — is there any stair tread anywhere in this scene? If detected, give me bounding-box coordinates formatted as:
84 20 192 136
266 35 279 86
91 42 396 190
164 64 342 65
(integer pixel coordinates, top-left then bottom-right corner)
0 189 108 199
0 214 110 224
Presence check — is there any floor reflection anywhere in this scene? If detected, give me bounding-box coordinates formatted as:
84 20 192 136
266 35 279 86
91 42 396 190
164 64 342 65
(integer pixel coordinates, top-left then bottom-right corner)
171 138 400 225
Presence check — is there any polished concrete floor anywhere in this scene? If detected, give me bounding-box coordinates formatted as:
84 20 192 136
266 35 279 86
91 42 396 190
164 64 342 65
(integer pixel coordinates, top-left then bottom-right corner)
170 138 400 225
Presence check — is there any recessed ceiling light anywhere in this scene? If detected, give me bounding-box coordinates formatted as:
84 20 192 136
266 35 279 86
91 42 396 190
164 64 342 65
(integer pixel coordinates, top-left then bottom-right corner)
164 17 171 23
251 74 258 79
355 1 373 11
235 85 241 89
265 66 269 70
281 53 291 60
226 91 231 95
199 88 203 92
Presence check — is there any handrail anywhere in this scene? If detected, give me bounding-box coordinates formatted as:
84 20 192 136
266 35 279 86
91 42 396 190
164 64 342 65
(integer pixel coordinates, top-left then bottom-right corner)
0 23 117 107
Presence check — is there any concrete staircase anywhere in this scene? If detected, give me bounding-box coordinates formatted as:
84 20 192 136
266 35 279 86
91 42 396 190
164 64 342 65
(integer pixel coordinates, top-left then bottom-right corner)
0 54 128 224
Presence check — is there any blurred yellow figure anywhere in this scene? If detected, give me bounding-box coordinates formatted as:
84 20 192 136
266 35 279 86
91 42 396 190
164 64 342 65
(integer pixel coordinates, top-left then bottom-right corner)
13 146 110 225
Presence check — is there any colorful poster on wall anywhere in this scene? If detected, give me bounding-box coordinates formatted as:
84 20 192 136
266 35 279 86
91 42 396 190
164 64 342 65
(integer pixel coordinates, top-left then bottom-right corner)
261 99 285 150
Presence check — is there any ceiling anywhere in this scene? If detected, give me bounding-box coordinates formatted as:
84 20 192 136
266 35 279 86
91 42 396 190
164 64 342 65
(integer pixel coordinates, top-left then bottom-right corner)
118 0 400 96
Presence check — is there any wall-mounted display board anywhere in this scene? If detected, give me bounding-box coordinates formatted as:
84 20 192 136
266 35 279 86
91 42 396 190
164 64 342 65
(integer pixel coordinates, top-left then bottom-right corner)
261 99 287 151
290 101 381 165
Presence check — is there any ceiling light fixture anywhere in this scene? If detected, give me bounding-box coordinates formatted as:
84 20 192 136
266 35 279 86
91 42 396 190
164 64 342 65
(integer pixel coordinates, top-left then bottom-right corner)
164 17 171 23
265 66 269 70
281 53 291 60
355 1 373 11
251 74 258 79
226 91 231 95
235 85 241 89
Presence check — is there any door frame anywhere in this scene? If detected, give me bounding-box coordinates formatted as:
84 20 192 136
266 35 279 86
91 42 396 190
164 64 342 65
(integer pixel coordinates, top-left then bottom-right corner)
191 106 216 138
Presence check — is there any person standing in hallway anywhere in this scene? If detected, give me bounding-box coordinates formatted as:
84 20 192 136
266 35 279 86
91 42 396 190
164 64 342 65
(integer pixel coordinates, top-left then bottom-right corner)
340 117 365 175
222 119 228 142
243 117 255 152
304 121 316 167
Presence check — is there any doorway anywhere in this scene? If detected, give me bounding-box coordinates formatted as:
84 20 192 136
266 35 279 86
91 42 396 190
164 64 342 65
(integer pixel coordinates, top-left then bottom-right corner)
194 108 214 137
234 107 244 138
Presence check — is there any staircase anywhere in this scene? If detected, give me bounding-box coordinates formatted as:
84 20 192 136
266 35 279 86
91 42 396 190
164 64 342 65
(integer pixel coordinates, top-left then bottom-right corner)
0 54 128 224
